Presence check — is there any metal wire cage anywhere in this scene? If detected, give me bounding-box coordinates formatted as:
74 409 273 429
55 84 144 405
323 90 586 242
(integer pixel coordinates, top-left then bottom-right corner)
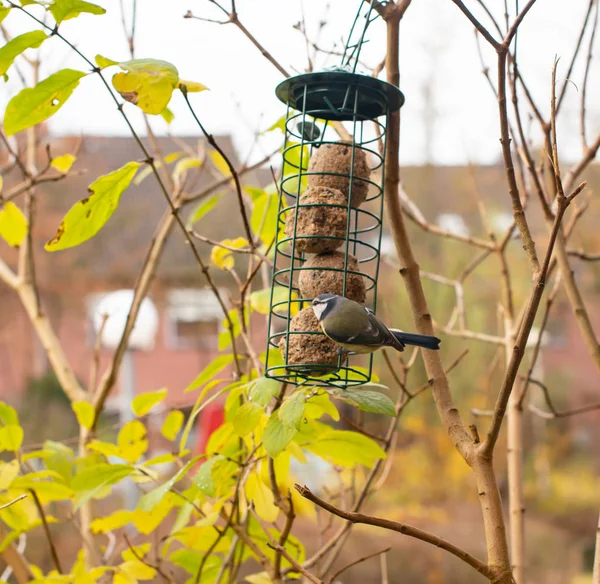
265 70 404 388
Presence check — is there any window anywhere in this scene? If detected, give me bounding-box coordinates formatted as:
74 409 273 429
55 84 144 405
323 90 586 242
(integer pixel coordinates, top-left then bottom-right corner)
165 289 223 350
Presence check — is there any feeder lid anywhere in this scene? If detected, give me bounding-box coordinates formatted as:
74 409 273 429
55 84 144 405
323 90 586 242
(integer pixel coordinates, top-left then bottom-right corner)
275 69 404 121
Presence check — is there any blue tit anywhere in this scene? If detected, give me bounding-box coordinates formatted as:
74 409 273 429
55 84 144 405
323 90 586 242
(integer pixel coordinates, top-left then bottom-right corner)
311 294 441 354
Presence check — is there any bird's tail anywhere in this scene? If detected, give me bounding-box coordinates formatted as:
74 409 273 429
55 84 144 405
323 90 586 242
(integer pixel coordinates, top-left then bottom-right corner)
391 330 441 350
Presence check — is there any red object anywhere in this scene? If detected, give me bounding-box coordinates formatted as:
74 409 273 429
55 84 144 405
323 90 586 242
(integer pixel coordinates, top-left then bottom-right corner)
195 403 225 454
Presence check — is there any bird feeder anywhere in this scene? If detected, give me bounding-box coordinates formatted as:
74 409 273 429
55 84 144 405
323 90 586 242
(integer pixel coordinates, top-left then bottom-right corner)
264 68 404 388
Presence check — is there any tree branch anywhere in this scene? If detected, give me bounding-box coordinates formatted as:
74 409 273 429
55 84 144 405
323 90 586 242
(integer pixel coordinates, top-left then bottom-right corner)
294 485 494 580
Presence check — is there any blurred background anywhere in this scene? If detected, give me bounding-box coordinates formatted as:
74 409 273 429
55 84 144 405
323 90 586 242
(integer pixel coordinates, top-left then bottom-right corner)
0 1 599 583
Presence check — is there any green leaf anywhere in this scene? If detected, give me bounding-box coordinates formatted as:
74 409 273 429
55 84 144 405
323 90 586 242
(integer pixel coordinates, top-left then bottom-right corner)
0 31 47 77
43 441 74 485
112 58 179 115
193 457 217 496
232 402 262 437
263 413 297 458
170 549 221 579
303 428 386 468
160 107 174 124
131 389 167 417
186 192 223 228
45 161 140 251
72 463 134 492
72 463 135 510
250 286 299 317
250 192 278 245
161 410 184 441
0 461 20 490
0 426 23 452
0 202 27 247
138 456 201 512
94 54 118 69
248 377 279 407
50 153 76 173
184 355 234 392
50 0 106 24
333 389 396 416
0 403 18 426
4 68 87 136
72 401 95 430
0 7 10 25
278 391 305 430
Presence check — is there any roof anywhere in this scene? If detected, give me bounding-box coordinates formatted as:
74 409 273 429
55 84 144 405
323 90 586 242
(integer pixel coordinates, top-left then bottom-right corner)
2 134 268 287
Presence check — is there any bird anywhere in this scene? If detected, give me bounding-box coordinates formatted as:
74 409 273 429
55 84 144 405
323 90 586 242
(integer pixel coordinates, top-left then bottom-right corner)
311 294 441 354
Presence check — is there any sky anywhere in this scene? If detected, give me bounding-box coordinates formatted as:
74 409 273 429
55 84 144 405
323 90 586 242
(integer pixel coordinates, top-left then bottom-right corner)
1 0 598 166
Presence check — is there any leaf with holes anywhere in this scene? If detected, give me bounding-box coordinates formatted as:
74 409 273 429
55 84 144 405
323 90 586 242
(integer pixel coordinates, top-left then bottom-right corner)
50 0 106 23
4 69 87 136
112 58 179 115
0 202 27 247
0 31 47 78
117 420 148 463
45 161 140 251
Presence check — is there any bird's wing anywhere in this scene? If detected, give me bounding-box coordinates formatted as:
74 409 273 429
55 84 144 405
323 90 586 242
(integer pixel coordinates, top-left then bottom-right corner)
364 308 404 351
325 307 404 351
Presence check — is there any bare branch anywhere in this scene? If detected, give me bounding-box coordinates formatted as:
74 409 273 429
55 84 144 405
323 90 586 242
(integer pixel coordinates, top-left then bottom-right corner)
295 485 494 580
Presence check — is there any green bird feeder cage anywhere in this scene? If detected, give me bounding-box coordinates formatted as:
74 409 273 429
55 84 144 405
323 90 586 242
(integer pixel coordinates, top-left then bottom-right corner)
264 68 404 388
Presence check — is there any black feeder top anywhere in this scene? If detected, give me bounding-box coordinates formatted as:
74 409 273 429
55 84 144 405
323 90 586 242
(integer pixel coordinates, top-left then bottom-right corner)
275 70 405 122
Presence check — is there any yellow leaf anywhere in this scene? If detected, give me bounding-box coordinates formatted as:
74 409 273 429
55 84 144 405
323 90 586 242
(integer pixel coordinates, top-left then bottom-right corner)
45 161 140 251
0 460 19 490
121 543 151 563
244 472 278 523
87 440 121 458
95 54 118 69
0 202 27 247
120 560 156 581
50 153 76 173
91 510 133 534
210 237 248 271
133 492 176 534
112 59 179 115
131 389 167 417
178 79 208 93
209 150 231 177
118 421 148 463
173 157 202 183
302 427 386 468
72 401 95 430
0 425 23 452
4 69 87 136
161 410 184 441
